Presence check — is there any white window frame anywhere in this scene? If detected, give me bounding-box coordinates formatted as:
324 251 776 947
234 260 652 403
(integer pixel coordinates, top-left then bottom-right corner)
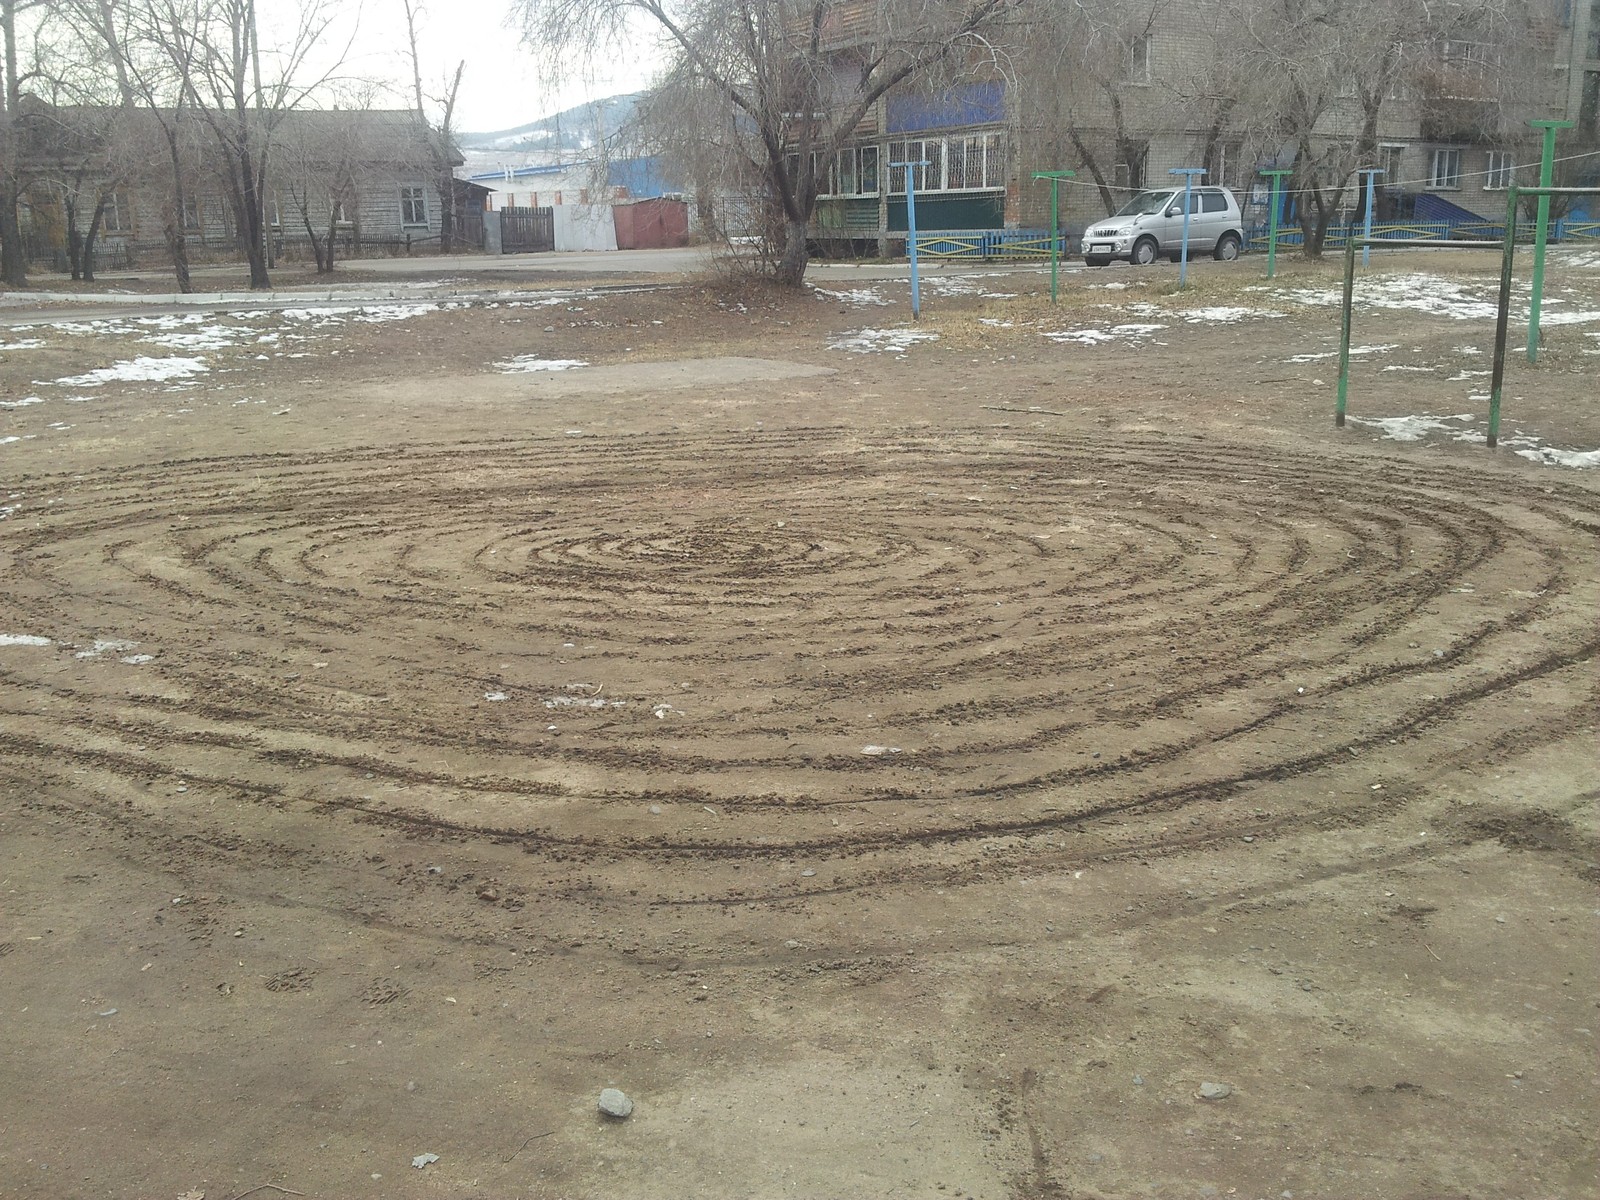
1127 34 1152 86
1429 148 1462 190
400 185 428 227
101 190 128 233
1483 150 1516 191
1378 143 1405 187
885 132 1005 196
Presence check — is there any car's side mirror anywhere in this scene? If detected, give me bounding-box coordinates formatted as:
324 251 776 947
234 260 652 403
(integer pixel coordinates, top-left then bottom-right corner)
1167 206 1181 216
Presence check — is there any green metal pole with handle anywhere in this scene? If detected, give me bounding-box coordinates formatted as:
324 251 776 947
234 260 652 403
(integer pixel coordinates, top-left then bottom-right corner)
1032 171 1075 304
1525 119 1573 363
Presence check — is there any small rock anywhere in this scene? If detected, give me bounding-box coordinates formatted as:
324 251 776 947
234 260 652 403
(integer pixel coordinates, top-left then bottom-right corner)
649 805 662 815
1132 1074 1145 1086
1495 914 1507 924
800 868 816 877
598 1087 633 1118
1196 1081 1232 1101
411 1152 439 1169
477 887 500 903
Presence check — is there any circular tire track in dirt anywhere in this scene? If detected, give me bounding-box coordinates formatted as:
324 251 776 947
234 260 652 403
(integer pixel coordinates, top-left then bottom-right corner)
3 429 1597 899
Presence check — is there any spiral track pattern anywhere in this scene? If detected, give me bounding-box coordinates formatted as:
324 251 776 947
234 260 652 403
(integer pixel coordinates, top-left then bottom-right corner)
3 428 1596 901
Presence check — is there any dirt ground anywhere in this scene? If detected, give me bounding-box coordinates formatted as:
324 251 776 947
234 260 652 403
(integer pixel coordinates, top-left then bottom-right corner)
1 249 1597 1200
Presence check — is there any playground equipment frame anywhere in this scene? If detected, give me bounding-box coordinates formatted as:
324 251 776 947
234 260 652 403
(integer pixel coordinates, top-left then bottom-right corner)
1335 184 1600 450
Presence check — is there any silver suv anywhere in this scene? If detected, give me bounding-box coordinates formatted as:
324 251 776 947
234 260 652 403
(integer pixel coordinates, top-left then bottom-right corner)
1081 186 1245 266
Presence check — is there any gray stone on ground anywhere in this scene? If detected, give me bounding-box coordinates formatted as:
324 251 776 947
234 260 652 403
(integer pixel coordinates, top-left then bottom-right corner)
1197 1081 1232 1101
598 1087 634 1118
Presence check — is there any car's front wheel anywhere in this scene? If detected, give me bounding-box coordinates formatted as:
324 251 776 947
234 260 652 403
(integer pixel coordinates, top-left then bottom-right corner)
1213 232 1242 261
1132 237 1160 266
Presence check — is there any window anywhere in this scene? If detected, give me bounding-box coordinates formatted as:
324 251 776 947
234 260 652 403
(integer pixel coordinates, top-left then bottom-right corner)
1378 144 1405 188
1429 148 1462 190
1127 35 1151 85
1113 147 1148 193
1484 151 1516 191
1201 190 1227 213
101 190 127 233
182 196 202 231
884 134 1005 195
400 185 428 226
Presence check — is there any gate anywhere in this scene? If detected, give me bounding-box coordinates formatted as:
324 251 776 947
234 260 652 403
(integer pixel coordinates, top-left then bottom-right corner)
500 205 554 253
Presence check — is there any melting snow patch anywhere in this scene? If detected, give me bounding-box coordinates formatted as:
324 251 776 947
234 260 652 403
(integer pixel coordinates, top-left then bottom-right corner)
1280 273 1500 320
0 634 52 647
1285 344 1395 363
0 395 44 408
1513 444 1600 468
544 694 625 710
0 338 45 350
1535 308 1600 326
75 638 139 659
484 691 509 702
811 285 889 306
143 328 240 350
51 357 209 386
1043 323 1166 345
828 328 940 354
1347 413 1476 443
495 356 589 373
1126 302 1282 323
121 653 155 664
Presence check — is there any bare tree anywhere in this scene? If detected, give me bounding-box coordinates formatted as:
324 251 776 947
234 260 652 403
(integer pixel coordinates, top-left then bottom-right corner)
515 0 1019 285
1230 0 1515 257
0 0 48 285
402 0 465 253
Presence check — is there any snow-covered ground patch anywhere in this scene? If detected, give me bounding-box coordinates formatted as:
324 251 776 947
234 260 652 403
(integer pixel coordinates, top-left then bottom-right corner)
0 338 45 350
1285 343 1396 363
811 285 890 307
50 356 209 386
828 328 940 354
494 356 589 373
1126 302 1284 324
1042 323 1167 346
0 395 44 408
1279 273 1500 320
922 275 1017 299
1348 411 1600 468
0 634 52 647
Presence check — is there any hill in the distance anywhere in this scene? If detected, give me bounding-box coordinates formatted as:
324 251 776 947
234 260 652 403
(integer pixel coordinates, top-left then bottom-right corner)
459 93 641 156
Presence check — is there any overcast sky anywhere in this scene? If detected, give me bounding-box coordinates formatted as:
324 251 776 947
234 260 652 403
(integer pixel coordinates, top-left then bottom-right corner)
295 0 664 133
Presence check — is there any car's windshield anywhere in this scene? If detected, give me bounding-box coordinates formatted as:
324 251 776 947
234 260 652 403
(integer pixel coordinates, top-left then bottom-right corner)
1115 190 1176 217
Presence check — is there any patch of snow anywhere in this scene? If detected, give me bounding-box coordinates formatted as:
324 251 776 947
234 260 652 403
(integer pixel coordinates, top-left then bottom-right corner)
811 285 890 307
75 638 139 659
544 694 625 710
0 338 45 350
0 395 44 408
495 356 589 373
1536 309 1600 326
50 356 209 386
1280 273 1500 320
1042 323 1166 346
828 328 940 354
1513 444 1600 468
120 653 155 664
1 634 52 647
1347 413 1477 443
143 328 240 350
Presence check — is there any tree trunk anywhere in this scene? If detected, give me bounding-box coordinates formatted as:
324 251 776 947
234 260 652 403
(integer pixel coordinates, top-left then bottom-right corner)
438 174 455 254
775 217 809 286
0 188 25 286
238 144 270 289
82 201 106 282
66 195 82 280
1068 129 1117 215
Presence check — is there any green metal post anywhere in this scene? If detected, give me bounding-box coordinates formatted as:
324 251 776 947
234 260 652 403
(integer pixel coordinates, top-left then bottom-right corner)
1033 171 1075 304
1526 119 1573 363
1261 169 1293 280
1488 187 1520 449
1336 230 1357 427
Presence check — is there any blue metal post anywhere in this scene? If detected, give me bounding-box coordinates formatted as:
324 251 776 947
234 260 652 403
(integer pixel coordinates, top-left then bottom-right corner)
892 158 931 320
1168 168 1206 289
1359 169 1383 268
